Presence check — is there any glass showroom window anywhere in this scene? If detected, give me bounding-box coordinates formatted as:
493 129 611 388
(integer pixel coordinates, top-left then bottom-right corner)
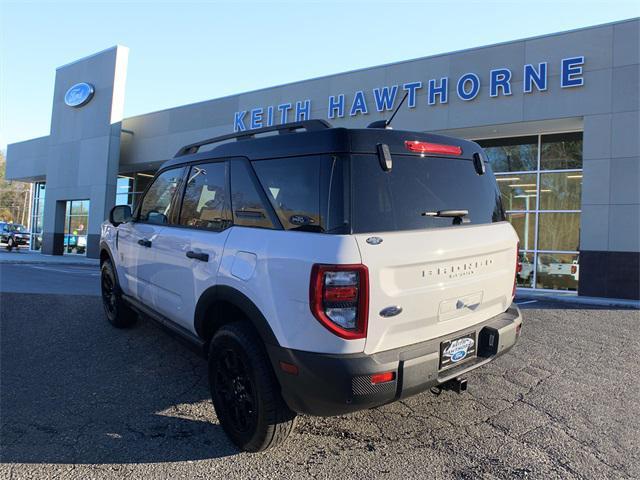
116 171 155 208
477 132 582 291
30 182 45 251
64 200 89 255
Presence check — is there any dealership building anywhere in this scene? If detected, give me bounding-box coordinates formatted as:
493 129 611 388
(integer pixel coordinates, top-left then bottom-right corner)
5 18 639 299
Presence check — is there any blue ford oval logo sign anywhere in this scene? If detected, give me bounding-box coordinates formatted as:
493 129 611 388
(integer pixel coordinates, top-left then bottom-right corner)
64 82 95 108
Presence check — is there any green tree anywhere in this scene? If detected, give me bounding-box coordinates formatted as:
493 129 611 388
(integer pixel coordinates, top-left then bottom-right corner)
0 151 31 225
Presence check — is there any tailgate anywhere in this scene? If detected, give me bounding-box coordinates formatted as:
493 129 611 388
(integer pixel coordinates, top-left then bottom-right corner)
356 222 518 354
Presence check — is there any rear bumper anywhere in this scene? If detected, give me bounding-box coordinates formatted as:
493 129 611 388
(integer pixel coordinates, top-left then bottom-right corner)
268 305 522 416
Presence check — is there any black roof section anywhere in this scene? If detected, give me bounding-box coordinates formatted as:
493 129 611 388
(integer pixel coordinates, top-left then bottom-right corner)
161 120 483 171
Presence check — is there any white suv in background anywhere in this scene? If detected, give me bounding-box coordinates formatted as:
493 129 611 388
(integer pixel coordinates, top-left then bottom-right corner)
100 120 523 452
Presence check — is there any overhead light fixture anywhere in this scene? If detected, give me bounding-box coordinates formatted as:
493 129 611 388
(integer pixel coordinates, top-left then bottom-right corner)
496 177 521 182
509 183 537 188
137 173 154 178
567 174 583 179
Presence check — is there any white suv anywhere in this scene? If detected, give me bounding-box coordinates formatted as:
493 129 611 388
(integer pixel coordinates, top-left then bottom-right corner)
100 120 523 452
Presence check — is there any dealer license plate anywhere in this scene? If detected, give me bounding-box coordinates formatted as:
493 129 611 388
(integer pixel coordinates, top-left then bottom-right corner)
439 331 477 370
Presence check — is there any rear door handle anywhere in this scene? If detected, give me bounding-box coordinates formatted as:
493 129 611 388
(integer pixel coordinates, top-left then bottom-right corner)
186 251 209 262
137 238 152 248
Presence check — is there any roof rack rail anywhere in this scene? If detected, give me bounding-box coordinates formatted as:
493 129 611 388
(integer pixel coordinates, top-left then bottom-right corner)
175 119 332 157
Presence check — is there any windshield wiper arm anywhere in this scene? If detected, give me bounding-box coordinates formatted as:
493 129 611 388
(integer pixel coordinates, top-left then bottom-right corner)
421 209 469 218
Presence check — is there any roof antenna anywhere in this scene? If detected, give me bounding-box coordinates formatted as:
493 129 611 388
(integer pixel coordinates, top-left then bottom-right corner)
367 90 409 129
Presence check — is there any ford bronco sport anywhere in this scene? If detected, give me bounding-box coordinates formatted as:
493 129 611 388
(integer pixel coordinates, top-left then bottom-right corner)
100 120 522 452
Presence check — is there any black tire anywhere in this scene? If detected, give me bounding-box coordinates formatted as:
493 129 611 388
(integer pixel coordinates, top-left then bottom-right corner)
100 260 137 328
6 238 14 251
208 322 296 452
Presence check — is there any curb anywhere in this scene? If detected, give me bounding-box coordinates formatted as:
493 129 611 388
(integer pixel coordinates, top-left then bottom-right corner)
516 290 640 309
0 261 99 267
0 257 99 267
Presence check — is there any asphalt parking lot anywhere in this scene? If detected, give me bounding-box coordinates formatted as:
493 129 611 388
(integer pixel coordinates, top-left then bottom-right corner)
1 263 639 479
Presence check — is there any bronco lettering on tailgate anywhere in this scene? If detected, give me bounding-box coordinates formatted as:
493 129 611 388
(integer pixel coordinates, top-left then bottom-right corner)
422 256 495 281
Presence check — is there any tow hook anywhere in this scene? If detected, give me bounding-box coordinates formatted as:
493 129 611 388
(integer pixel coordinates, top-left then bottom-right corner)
431 377 468 396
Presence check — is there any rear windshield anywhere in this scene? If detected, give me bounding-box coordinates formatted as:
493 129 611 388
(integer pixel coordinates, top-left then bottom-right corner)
249 153 504 234
350 154 504 233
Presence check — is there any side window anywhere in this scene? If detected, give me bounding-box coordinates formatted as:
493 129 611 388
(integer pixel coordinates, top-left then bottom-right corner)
230 161 275 229
137 168 185 224
252 155 345 233
179 162 231 231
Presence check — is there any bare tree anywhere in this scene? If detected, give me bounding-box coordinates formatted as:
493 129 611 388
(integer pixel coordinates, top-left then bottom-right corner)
0 152 32 225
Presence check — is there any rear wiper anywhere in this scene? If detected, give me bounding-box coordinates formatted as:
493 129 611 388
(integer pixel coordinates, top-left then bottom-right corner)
421 209 470 224
422 209 468 218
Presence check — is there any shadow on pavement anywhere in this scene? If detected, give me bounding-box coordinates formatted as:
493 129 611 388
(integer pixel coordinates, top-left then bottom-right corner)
0 292 239 464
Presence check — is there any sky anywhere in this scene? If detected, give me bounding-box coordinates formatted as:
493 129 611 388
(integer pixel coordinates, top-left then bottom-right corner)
1 0 638 150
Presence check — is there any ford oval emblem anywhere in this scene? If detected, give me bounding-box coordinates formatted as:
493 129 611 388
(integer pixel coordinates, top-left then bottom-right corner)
366 236 383 245
380 305 403 317
451 351 466 362
64 82 95 108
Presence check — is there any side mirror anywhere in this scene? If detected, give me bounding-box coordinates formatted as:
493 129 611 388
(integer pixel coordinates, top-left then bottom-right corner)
109 205 132 226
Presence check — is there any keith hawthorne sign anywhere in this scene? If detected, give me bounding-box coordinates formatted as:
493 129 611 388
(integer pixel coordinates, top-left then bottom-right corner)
233 56 585 132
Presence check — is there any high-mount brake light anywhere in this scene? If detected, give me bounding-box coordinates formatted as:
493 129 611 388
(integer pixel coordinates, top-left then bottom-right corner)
309 264 369 340
404 140 462 156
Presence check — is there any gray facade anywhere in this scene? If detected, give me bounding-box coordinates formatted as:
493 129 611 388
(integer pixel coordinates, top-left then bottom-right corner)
7 46 129 257
5 19 639 298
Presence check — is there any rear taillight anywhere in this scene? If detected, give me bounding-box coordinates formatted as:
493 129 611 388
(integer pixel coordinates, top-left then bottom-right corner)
570 265 577 275
404 140 462 156
513 242 520 298
310 264 369 340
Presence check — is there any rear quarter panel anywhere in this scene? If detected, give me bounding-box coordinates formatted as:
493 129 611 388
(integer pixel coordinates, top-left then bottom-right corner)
218 227 364 354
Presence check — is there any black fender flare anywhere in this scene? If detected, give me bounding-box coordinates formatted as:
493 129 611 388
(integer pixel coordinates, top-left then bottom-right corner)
99 241 116 266
194 285 279 346
99 242 124 292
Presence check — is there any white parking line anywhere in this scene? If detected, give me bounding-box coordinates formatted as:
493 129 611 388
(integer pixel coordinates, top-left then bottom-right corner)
516 300 538 305
28 265 100 276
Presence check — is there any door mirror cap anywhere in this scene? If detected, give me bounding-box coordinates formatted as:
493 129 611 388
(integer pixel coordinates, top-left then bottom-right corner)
109 205 132 226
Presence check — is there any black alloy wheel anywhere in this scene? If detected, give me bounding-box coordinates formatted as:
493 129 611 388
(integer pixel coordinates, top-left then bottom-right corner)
101 267 118 316
213 346 258 435
100 260 136 328
209 322 296 452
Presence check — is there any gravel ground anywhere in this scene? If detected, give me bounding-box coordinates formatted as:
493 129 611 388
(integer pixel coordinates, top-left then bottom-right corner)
1 292 639 479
